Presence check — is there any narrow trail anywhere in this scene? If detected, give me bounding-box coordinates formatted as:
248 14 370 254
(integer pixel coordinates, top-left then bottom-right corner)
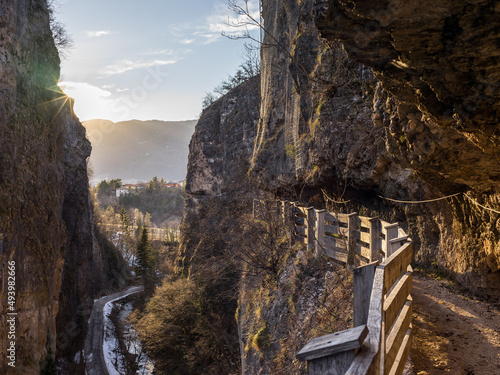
410 273 500 374
84 285 143 375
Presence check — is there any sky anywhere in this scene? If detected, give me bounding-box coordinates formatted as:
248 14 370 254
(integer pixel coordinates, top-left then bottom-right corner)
55 0 260 122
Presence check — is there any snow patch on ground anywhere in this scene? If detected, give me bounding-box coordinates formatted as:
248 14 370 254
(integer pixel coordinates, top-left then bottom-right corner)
102 293 154 375
103 298 122 375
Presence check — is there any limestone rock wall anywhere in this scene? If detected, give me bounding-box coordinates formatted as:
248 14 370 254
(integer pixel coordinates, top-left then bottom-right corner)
250 0 499 297
0 1 114 373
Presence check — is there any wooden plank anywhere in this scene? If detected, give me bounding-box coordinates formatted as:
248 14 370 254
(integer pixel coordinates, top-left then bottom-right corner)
384 223 399 257
347 213 358 266
353 262 379 327
398 227 408 237
324 247 348 264
390 236 408 253
325 212 350 224
297 325 368 362
387 326 412 375
295 216 305 226
306 207 315 250
337 213 350 224
370 218 381 262
297 206 308 215
385 300 412 370
316 210 326 257
323 235 338 249
353 243 362 257
325 212 338 223
346 267 385 375
307 350 356 375
360 246 374 261
359 216 374 227
381 242 413 295
295 226 306 236
384 272 413 334
324 224 339 235
360 231 371 244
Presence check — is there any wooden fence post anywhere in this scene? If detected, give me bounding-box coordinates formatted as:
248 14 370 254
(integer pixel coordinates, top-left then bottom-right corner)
384 223 399 257
297 325 368 375
283 201 294 245
369 218 381 262
306 207 315 251
347 213 358 267
315 209 326 257
353 262 378 327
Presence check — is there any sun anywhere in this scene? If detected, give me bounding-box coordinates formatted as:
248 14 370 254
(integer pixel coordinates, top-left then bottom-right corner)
58 81 116 121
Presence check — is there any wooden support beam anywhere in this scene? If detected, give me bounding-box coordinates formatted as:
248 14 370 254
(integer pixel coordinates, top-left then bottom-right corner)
353 261 379 327
384 223 399 257
346 267 385 375
316 209 326 257
306 207 315 251
369 218 381 262
347 213 358 267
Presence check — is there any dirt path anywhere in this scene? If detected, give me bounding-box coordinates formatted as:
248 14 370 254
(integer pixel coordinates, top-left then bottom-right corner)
410 273 500 374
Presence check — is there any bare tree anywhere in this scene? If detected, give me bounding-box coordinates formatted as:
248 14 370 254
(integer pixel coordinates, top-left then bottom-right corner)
48 0 73 58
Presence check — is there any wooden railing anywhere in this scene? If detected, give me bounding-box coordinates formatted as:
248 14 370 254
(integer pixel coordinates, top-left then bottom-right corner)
254 200 409 266
297 242 413 375
253 200 413 374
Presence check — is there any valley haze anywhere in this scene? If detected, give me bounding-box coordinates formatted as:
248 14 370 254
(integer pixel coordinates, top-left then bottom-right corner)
84 119 197 185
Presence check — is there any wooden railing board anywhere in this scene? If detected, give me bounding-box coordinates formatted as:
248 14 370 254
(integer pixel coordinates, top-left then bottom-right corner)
359 216 374 227
359 246 374 261
385 300 412 369
384 272 413 335
390 237 409 254
382 242 413 295
322 235 338 249
324 247 348 264
387 326 412 375
324 212 339 224
295 226 306 236
359 231 371 244
297 325 368 362
353 262 379 327
324 224 339 235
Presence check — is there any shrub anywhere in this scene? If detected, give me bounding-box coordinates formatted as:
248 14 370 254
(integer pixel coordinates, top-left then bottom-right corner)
252 325 271 352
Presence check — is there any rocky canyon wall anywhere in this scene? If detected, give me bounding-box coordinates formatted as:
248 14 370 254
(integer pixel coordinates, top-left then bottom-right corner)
249 0 499 297
0 1 121 373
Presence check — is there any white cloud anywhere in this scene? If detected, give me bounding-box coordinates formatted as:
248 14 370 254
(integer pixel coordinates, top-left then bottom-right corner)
100 59 176 76
206 0 260 40
85 30 113 38
143 48 174 56
166 1 260 46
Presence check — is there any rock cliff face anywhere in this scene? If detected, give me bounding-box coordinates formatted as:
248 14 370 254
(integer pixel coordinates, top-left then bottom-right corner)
0 1 117 373
181 75 261 268
248 0 500 297
180 1 499 372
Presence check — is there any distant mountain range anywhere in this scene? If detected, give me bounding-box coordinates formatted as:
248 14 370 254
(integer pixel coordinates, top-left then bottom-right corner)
83 119 197 185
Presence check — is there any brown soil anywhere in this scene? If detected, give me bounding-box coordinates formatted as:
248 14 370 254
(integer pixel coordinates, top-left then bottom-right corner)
410 272 500 374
